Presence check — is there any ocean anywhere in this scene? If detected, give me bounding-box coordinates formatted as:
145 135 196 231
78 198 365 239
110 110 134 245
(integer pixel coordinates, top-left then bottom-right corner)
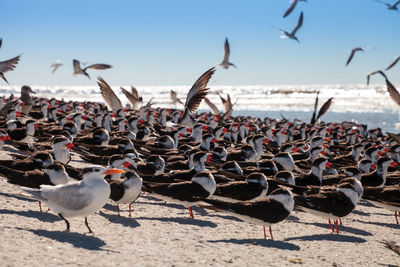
1 83 399 132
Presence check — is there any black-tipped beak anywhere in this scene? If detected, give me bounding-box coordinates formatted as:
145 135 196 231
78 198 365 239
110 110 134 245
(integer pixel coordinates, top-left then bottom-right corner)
1 74 9 84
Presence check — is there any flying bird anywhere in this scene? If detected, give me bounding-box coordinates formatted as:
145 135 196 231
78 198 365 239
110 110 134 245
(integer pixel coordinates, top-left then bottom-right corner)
386 78 400 108
98 77 123 112
345 47 364 66
218 38 236 69
50 61 63 73
279 11 304 42
120 86 143 110
385 56 400 71
374 0 400 10
72 59 112 80
310 91 334 124
366 70 387 86
283 0 307 18
0 38 20 84
170 90 184 105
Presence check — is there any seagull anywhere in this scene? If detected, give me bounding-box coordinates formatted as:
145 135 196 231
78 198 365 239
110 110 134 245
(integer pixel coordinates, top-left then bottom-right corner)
72 59 112 80
120 86 143 110
374 0 400 10
0 38 20 84
345 47 364 66
22 166 125 233
50 61 63 73
170 90 184 105
385 55 400 70
279 11 304 42
366 70 387 86
283 0 307 18
217 38 236 69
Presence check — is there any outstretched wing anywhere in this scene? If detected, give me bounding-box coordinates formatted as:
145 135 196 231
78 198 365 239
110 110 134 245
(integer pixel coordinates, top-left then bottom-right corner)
291 11 303 35
310 91 320 124
223 38 230 62
366 70 387 86
121 87 141 108
131 86 139 99
184 67 215 113
98 77 123 112
0 55 20 73
385 56 400 71
204 97 219 115
85 63 112 70
316 97 334 121
386 79 400 107
283 0 299 18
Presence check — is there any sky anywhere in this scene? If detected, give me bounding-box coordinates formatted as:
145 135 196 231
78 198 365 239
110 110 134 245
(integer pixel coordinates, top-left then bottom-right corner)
1 0 400 86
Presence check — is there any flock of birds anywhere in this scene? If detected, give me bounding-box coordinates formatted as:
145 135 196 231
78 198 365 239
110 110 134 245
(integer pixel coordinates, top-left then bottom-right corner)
0 61 399 240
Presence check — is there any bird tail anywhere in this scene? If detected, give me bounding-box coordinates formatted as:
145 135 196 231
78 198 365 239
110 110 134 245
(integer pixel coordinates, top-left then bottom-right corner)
21 187 47 201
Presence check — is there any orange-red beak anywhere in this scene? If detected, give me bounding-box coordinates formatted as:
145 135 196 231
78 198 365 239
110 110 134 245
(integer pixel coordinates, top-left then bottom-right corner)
66 143 74 150
103 169 126 175
123 161 131 168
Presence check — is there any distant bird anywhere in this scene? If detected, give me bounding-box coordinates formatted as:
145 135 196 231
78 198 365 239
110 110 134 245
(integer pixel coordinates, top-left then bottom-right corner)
22 166 125 233
374 0 400 10
310 91 334 124
279 11 303 42
385 56 400 70
170 90 184 105
345 47 364 66
50 61 63 73
283 0 307 18
204 97 219 115
72 59 112 80
218 38 236 69
386 78 400 108
0 38 20 84
366 70 387 86
120 86 143 110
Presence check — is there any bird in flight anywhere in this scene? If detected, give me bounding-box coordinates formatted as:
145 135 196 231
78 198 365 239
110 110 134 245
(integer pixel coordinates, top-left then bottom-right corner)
345 47 364 66
218 38 236 69
0 38 20 84
279 11 304 42
72 59 112 80
50 61 63 73
366 70 387 86
374 0 400 10
385 55 400 71
283 0 307 18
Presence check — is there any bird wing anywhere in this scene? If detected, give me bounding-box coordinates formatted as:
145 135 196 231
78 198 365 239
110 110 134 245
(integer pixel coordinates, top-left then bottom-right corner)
386 79 400 107
72 59 82 74
394 0 400 7
98 77 123 112
310 91 320 124
0 55 20 73
184 67 215 113
41 182 94 211
223 38 230 62
345 48 363 66
385 56 400 71
51 63 62 74
121 87 141 107
374 0 390 5
316 97 334 121
291 11 303 35
85 63 112 70
204 97 219 115
366 70 387 86
131 86 139 99
0 38 2 49
283 0 299 18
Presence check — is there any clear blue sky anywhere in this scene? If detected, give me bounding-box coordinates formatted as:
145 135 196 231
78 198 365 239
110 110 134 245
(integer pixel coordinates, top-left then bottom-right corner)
2 0 400 86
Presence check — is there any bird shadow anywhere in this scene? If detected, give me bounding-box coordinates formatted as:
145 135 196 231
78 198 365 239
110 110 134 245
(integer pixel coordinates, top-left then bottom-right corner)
0 192 37 203
135 216 217 228
208 238 300 251
135 199 186 210
352 209 371 216
16 227 107 251
285 233 366 243
98 211 140 228
204 213 244 223
0 208 60 223
352 219 400 229
295 221 372 236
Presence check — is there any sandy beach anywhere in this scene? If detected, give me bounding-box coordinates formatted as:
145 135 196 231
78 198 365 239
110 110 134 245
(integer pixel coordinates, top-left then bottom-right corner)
0 148 398 267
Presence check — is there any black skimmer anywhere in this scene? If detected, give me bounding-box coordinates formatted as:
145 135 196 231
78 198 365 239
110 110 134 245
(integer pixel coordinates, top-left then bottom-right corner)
363 185 400 224
73 59 112 80
366 70 387 86
170 90 184 105
345 47 364 66
143 171 216 218
120 86 143 110
108 171 143 217
295 158 330 186
217 38 236 69
360 157 394 187
374 0 400 10
50 61 63 73
279 11 303 42
22 166 124 233
203 187 294 239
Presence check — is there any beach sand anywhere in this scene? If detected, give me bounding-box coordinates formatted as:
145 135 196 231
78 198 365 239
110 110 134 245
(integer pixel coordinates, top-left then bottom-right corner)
0 147 399 267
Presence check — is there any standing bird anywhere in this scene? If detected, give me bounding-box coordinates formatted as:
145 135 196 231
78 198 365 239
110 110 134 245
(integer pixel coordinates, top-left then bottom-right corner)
385 55 400 71
22 166 125 233
374 0 400 10
0 38 20 84
72 59 112 80
50 61 63 73
218 38 236 69
279 11 304 42
345 47 364 66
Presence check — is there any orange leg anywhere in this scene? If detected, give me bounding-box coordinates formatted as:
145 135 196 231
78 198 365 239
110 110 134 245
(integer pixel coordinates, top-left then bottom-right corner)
395 211 399 225
117 204 121 216
38 201 43 212
269 226 274 240
188 207 194 218
328 219 334 232
334 219 339 234
129 203 132 218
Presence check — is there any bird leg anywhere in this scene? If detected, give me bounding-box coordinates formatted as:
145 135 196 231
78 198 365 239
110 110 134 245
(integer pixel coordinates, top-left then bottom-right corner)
339 218 343 225
334 219 339 234
188 206 194 218
328 219 334 232
269 226 274 240
39 201 43 212
129 203 132 218
117 204 120 216
85 217 93 233
263 226 267 239
59 213 70 232
395 211 399 225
